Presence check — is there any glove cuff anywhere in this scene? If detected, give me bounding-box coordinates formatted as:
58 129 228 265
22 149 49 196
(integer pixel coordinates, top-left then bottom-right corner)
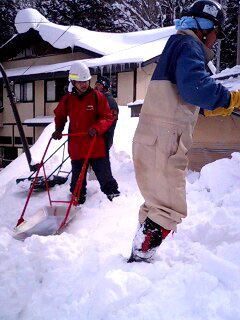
204 105 234 117
229 91 240 109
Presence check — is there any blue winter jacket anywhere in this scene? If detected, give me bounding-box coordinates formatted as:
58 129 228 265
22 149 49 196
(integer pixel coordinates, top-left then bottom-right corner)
152 34 230 110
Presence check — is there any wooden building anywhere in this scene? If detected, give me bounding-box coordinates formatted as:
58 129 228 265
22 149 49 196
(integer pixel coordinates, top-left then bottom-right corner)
0 8 174 166
128 68 240 171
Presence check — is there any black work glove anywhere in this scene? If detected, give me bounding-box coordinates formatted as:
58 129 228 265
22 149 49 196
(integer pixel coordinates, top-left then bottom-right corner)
52 130 63 140
88 128 97 138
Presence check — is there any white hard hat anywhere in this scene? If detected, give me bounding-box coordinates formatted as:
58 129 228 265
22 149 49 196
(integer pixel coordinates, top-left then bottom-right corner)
69 61 91 81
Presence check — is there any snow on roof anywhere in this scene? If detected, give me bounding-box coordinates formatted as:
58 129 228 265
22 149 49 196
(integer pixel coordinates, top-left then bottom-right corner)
15 8 175 56
127 99 144 106
0 8 175 79
3 33 169 77
23 116 54 125
3 8 238 84
2 36 169 78
212 65 240 80
3 61 73 78
9 8 239 82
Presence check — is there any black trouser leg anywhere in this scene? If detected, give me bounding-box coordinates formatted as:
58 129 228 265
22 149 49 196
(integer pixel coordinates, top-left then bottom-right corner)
70 160 88 196
90 152 118 195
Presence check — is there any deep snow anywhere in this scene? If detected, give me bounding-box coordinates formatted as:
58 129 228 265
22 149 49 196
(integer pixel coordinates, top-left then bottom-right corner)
1 74 240 319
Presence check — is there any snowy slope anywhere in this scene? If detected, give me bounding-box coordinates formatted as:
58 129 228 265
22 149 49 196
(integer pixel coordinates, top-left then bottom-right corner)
1 76 240 319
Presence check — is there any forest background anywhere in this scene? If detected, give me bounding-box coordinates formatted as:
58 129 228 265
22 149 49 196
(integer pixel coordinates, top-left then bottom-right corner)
0 0 238 70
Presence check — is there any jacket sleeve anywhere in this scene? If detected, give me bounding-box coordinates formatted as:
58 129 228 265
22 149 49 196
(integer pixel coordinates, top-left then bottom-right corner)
175 40 230 110
92 91 114 135
107 94 119 120
53 94 69 131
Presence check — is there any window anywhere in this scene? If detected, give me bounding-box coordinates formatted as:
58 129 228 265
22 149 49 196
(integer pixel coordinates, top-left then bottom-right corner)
46 78 68 102
1 147 18 167
46 80 56 101
15 82 33 102
13 48 37 60
14 137 33 145
0 136 12 144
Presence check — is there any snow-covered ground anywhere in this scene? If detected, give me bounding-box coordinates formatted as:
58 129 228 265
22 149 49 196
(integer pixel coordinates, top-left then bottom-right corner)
1 74 240 319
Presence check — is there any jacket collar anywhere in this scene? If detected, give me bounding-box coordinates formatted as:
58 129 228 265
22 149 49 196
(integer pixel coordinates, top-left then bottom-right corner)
72 86 92 99
176 29 214 62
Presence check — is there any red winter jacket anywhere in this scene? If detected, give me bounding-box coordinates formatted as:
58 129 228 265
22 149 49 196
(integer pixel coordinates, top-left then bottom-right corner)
54 88 114 159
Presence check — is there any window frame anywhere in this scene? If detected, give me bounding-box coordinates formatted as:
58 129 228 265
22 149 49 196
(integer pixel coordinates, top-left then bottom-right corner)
45 78 68 103
14 82 34 103
45 80 56 102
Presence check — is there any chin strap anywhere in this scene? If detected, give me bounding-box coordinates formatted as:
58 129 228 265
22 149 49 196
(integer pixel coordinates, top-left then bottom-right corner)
193 17 206 43
193 17 214 44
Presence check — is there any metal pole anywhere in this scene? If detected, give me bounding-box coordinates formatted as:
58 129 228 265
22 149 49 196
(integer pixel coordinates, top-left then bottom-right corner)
216 40 221 73
0 63 35 171
237 4 240 65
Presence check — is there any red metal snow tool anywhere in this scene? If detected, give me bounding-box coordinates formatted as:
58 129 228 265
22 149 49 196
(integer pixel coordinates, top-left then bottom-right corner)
13 133 96 240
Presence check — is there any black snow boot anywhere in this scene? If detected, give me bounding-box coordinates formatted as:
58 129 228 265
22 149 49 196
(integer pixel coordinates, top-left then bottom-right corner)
127 218 170 263
78 194 86 205
107 190 120 201
72 193 86 206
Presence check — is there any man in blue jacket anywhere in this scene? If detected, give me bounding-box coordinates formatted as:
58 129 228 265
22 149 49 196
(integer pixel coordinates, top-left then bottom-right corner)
128 0 240 263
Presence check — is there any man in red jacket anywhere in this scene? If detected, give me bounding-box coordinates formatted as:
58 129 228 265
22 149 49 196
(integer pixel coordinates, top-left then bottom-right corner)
52 61 120 204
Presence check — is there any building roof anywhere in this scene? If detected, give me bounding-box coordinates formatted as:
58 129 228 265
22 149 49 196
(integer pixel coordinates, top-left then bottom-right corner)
0 8 176 80
14 8 175 57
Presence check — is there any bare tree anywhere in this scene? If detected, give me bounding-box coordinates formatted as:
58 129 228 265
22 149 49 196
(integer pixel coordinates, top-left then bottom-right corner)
112 0 193 31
